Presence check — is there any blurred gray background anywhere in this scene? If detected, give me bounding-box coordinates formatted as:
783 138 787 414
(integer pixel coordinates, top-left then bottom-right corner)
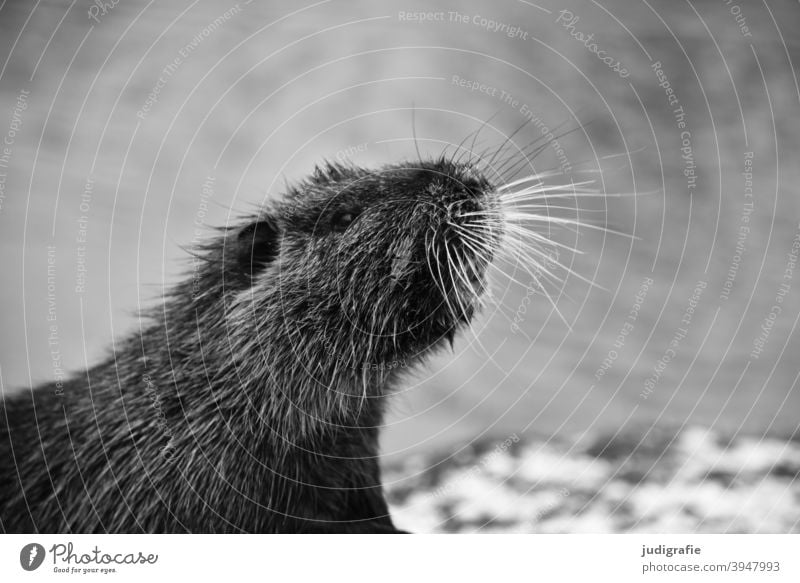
1 0 798 465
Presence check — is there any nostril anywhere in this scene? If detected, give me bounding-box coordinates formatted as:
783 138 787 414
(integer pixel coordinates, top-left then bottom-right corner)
448 199 483 219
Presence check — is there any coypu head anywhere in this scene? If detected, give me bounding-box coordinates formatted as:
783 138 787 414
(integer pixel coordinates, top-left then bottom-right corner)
175 138 591 436
229 158 504 384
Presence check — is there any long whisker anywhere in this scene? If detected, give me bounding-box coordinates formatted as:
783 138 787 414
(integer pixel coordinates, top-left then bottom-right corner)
498 239 567 287
449 235 532 349
502 212 639 240
411 104 423 164
503 235 602 292
449 126 481 167
501 123 589 182
499 179 598 196
456 109 502 167
464 215 601 295
501 190 651 203
469 221 583 256
494 240 574 332
431 230 460 328
497 171 582 192
485 119 576 182
486 117 531 168
488 133 551 179
451 222 566 294
503 204 607 214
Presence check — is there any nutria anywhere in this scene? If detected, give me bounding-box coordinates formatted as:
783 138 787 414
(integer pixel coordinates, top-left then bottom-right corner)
0 156 508 533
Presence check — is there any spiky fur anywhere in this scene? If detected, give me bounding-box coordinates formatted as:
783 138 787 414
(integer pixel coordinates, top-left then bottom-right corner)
0 158 501 533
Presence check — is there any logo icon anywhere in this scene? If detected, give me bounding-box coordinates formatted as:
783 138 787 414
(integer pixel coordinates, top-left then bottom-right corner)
20 543 46 571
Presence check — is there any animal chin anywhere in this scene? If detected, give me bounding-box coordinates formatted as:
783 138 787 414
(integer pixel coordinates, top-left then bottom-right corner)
422 316 463 352
443 327 457 350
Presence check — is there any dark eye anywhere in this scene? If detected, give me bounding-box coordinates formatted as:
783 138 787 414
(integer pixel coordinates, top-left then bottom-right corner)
331 209 360 232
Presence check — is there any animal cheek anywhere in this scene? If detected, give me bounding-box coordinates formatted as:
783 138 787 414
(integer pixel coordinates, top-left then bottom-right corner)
388 238 417 289
390 253 411 283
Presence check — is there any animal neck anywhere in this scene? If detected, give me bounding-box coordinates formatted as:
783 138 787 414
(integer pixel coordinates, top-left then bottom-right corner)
143 297 393 456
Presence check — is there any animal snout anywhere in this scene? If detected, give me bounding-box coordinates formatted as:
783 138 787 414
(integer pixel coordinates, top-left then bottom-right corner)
447 198 483 220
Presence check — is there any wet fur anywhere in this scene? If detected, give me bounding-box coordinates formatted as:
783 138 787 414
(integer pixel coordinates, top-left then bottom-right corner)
0 158 501 533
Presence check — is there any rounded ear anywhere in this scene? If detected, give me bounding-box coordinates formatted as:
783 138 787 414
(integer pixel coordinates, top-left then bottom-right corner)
236 217 280 279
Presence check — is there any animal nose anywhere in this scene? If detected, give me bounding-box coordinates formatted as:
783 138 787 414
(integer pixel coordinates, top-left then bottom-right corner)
448 198 483 220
